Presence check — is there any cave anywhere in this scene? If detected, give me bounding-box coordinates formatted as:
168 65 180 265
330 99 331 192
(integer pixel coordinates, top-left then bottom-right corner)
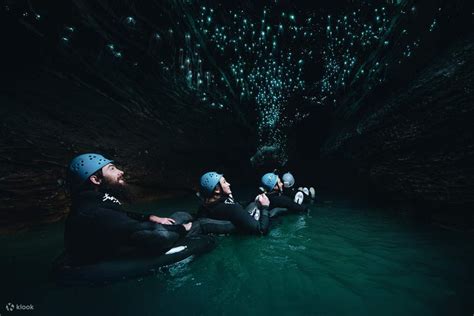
1 0 473 315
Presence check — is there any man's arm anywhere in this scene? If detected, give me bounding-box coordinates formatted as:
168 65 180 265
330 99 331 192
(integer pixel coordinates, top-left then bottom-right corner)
126 210 150 221
127 210 177 225
94 207 188 254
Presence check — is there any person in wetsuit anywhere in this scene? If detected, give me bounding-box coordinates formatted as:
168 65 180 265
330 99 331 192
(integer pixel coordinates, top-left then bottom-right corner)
64 153 196 265
281 172 316 204
260 172 309 217
196 172 270 235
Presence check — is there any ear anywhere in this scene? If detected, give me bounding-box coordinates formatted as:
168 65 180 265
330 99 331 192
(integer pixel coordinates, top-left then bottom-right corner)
89 175 102 185
214 184 222 194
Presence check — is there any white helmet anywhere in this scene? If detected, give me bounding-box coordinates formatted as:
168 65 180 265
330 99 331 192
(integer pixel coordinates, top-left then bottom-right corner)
282 172 295 188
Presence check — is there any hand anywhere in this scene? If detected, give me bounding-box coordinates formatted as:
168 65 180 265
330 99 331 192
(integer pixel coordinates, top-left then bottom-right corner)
256 193 270 208
149 215 175 225
182 222 192 231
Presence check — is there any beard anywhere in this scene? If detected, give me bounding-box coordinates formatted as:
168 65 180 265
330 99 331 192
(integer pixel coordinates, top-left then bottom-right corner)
98 177 134 203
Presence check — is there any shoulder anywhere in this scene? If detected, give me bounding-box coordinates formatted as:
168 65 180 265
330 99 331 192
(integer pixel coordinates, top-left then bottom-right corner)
71 191 101 211
71 190 123 215
205 195 234 207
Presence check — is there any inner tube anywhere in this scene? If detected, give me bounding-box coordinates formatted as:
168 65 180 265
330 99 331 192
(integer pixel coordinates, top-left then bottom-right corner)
51 235 216 287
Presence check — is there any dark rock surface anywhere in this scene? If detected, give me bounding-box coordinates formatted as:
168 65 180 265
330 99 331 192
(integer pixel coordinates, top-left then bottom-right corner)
319 36 474 226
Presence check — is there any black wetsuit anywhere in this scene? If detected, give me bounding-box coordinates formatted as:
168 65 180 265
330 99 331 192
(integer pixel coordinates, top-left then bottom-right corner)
282 187 313 204
64 190 193 265
197 195 270 235
267 191 309 216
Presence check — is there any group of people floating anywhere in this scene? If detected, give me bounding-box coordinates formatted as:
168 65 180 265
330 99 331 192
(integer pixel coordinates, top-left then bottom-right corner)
62 153 316 270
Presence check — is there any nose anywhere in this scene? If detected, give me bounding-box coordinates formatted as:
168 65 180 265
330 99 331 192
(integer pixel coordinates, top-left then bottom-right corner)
118 169 124 176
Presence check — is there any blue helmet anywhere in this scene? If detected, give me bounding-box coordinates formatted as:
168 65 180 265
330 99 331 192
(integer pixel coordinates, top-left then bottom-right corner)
261 172 278 192
282 172 295 188
69 153 113 187
200 172 223 197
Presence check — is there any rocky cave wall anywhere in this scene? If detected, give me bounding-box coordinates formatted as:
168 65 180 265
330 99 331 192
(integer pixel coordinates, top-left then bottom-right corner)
319 34 474 222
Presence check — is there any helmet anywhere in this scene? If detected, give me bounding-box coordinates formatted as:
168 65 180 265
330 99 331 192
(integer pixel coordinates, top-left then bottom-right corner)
282 172 295 188
69 153 113 187
200 172 223 197
261 172 278 192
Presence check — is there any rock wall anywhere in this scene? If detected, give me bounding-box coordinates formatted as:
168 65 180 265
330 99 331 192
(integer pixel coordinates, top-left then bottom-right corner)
320 36 474 217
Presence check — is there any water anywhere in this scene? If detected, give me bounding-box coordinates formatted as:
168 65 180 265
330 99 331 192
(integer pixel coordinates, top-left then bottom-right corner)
1 195 473 316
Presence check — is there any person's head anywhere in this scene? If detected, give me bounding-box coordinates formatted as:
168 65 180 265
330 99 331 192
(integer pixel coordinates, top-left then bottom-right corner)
200 171 232 200
68 153 128 198
261 172 282 193
282 172 295 188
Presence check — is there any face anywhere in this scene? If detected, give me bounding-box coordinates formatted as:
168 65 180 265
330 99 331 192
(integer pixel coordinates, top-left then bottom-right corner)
88 163 132 201
89 163 125 187
275 177 283 192
101 163 125 186
217 177 232 195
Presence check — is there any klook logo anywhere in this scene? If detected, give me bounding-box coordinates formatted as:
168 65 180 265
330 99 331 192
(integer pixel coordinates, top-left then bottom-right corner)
5 303 14 312
4 303 35 312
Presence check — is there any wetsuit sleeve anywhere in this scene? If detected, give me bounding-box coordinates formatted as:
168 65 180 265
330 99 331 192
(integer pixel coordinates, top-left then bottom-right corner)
217 203 270 235
258 208 270 235
126 210 192 223
270 195 308 213
126 211 150 221
93 207 152 235
93 207 186 254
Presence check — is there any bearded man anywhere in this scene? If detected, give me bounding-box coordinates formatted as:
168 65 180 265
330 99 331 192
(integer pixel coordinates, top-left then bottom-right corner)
64 153 193 265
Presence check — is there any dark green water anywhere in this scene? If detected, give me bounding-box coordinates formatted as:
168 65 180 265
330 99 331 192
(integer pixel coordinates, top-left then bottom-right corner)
1 195 473 316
